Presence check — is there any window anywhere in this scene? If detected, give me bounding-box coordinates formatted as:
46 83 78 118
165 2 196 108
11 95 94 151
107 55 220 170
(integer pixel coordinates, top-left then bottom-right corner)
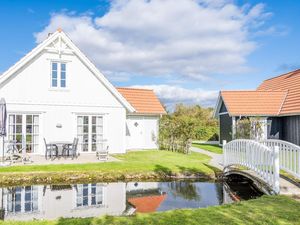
8 114 39 153
51 63 58 87
6 186 38 214
51 62 67 88
76 184 104 208
77 116 104 152
61 63 66 87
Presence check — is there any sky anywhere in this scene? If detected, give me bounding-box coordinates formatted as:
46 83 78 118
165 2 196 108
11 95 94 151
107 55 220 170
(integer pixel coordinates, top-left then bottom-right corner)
0 0 299 110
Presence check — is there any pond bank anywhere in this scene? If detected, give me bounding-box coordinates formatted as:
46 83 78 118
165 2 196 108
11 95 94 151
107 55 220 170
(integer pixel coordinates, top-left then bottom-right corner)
0 150 221 186
0 171 219 187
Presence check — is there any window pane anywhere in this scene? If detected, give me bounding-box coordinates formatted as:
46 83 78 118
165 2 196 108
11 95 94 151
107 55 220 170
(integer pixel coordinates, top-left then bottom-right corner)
26 125 32 133
26 134 32 143
83 116 89 125
83 125 88 133
61 63 66 71
92 126 96 133
9 115 15 124
33 115 39 125
96 117 103 125
26 115 32 124
52 71 57 78
61 79 66 87
16 125 22 133
96 126 103 134
61 71 66 79
52 79 57 87
52 63 57 70
77 126 83 134
16 115 22 124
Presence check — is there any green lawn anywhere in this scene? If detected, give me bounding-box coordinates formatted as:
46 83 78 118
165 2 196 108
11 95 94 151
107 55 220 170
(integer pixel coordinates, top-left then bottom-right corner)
1 195 299 225
0 150 217 186
192 143 223 154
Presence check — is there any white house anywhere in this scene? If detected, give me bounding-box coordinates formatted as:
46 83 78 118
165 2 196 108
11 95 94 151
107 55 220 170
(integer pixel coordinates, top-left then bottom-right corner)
0 29 166 156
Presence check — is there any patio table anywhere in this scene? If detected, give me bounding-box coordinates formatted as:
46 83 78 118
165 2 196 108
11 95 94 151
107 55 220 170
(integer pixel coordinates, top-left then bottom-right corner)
49 141 73 157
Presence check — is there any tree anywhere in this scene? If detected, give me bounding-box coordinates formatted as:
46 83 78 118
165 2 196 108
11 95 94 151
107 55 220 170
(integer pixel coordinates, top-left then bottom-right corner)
159 104 219 154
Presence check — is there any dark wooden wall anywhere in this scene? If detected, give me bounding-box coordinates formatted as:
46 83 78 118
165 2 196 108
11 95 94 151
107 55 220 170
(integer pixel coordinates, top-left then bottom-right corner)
282 116 300 146
219 113 232 144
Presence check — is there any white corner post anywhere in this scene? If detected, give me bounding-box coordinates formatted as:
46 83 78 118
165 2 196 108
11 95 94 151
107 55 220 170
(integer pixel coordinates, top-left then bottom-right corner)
273 146 280 194
232 117 236 140
223 140 227 167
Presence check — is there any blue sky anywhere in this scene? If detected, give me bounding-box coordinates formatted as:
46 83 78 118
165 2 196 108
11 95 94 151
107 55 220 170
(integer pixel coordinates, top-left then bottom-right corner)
0 0 299 109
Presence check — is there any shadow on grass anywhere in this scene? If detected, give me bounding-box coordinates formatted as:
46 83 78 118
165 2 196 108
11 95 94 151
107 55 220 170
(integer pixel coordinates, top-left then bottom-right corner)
203 163 222 173
154 164 173 176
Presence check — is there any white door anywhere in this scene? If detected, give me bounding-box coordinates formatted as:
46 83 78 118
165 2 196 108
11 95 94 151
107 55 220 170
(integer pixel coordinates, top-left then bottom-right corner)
8 114 40 153
127 118 144 149
77 115 104 153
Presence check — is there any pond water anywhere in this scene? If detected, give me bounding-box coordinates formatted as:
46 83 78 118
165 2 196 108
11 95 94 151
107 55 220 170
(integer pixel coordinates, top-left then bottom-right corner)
0 179 263 221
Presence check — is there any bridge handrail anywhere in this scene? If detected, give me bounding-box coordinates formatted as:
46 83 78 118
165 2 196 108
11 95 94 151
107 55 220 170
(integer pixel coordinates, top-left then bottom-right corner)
261 139 300 179
224 139 280 194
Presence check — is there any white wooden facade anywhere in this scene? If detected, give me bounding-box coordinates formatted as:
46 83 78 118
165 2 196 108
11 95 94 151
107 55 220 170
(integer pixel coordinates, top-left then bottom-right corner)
0 30 161 155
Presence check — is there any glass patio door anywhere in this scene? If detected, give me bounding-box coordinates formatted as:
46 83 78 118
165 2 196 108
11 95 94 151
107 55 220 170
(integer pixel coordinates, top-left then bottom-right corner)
77 115 103 152
8 114 39 153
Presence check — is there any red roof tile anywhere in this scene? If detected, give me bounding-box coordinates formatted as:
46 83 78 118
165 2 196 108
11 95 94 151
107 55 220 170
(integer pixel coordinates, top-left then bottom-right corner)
221 90 287 116
117 87 166 114
258 69 300 115
127 194 167 213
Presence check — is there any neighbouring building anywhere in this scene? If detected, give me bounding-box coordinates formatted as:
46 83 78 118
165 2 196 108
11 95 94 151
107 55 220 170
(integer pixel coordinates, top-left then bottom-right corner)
214 69 300 146
0 29 166 155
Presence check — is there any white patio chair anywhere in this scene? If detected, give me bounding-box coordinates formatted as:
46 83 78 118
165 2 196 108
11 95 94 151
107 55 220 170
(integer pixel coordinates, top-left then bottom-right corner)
96 146 109 161
5 141 29 164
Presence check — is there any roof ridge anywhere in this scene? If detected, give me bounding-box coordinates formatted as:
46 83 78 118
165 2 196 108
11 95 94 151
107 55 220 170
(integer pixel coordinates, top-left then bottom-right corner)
221 90 287 93
263 68 300 82
278 90 289 115
117 87 154 91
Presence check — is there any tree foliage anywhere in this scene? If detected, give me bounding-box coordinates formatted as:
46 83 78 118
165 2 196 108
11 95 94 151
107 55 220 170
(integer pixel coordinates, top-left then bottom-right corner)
235 117 264 140
159 104 219 153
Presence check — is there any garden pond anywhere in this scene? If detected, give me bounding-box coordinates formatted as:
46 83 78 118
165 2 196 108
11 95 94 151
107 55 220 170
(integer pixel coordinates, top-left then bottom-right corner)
0 179 263 221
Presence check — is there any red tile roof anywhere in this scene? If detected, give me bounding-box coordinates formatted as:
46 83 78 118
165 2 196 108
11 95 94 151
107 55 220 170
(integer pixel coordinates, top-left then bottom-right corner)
221 91 287 116
117 87 166 114
127 194 167 213
257 69 300 115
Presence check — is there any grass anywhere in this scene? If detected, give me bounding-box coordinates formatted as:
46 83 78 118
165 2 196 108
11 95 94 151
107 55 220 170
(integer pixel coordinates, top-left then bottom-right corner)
1 195 300 225
0 150 218 186
192 143 223 154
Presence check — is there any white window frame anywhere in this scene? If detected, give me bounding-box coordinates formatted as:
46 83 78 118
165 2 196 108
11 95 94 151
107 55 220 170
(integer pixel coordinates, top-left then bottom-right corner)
5 186 39 214
7 114 39 153
50 61 67 89
76 115 105 153
74 184 106 208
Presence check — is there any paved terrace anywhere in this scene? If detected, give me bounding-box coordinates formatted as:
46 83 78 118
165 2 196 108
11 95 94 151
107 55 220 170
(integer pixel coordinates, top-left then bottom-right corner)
5 154 120 166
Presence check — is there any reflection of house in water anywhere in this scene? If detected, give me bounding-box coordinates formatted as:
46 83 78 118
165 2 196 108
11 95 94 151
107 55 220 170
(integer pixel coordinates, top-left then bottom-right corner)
0 183 126 221
126 182 166 213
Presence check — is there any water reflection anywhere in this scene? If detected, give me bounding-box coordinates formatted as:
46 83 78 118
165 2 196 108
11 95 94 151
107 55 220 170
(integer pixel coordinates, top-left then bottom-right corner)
0 180 262 221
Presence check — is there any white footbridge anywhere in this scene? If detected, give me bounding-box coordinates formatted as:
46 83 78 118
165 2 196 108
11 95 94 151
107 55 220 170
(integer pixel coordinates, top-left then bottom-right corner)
223 139 300 195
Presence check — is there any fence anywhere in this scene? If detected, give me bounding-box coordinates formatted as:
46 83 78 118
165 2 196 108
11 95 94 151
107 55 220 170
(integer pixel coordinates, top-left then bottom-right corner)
223 139 280 194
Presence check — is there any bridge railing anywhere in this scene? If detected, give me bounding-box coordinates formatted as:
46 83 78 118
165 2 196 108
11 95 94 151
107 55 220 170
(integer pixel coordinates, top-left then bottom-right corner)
224 139 280 194
261 139 300 179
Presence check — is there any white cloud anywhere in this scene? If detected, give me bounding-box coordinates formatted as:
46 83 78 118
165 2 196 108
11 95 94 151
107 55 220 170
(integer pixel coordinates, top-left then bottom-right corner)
35 0 272 81
130 84 218 109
